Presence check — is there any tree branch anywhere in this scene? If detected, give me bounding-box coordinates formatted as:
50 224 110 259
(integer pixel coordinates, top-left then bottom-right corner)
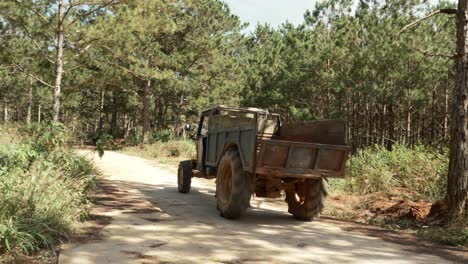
398 9 457 35
68 0 120 24
14 0 52 26
10 18 55 64
414 47 456 59
64 44 92 65
12 63 54 89
105 60 148 80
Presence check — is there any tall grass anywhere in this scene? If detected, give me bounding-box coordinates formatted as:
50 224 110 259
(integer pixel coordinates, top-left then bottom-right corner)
123 140 196 160
331 144 448 201
0 123 96 255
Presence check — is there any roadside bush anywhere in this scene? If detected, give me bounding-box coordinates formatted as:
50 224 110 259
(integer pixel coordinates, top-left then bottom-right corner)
332 144 448 201
417 222 468 247
0 124 96 255
123 140 196 160
149 129 175 143
162 141 196 158
19 122 69 153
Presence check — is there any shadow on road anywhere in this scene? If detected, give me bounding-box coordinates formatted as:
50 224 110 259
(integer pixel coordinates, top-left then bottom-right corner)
71 174 468 264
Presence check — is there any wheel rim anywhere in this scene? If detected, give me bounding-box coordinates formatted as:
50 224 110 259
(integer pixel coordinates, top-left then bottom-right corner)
289 183 307 206
218 162 232 205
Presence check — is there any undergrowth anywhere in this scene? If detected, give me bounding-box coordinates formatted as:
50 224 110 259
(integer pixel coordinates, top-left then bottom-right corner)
417 223 468 247
122 140 196 163
330 144 448 202
0 123 96 256
326 144 468 247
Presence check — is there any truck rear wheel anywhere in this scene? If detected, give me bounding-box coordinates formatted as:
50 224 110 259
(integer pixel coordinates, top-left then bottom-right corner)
285 178 328 221
216 149 251 219
177 160 192 193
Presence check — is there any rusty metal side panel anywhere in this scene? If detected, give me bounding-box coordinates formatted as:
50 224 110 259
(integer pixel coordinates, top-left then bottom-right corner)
206 126 257 173
239 129 256 170
256 139 349 178
286 147 318 169
260 143 289 167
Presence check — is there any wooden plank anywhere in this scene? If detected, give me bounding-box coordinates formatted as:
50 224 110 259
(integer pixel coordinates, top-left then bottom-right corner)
256 138 349 178
279 120 346 145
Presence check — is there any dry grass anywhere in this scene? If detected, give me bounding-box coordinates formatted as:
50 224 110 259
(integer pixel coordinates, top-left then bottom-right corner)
121 140 196 165
0 126 19 145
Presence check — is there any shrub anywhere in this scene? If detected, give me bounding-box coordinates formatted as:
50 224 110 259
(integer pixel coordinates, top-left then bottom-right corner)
162 141 196 158
417 224 468 247
0 124 96 255
123 140 196 160
334 144 448 201
19 122 69 153
149 129 174 143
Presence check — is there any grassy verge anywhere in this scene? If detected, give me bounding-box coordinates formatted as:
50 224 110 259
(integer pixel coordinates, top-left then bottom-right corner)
326 144 467 247
121 140 195 166
0 123 96 258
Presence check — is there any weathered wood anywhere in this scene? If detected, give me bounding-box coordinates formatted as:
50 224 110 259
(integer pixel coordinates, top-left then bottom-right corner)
278 120 347 145
256 139 349 179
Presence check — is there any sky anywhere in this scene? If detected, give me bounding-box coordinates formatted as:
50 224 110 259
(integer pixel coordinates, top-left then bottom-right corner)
223 0 316 31
222 0 456 32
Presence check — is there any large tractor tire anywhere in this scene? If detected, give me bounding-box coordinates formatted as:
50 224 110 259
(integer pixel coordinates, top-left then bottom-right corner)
177 160 192 193
285 178 328 221
216 149 251 219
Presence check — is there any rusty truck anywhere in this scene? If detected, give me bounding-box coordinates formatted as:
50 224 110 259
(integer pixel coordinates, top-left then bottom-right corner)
177 106 349 220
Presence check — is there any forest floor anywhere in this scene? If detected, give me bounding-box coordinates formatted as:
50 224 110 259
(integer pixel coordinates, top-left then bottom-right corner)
58 151 467 264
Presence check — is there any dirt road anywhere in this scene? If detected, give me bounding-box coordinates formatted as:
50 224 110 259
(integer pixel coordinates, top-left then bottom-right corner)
59 151 466 264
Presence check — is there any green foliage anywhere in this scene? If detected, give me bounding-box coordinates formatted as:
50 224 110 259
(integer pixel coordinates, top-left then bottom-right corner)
332 144 448 201
149 129 175 143
0 125 96 255
417 225 468 247
289 106 316 121
95 133 114 158
241 0 455 148
123 140 196 161
19 122 69 153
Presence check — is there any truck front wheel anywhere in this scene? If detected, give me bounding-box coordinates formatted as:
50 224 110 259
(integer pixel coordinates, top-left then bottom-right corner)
216 149 251 219
285 178 328 221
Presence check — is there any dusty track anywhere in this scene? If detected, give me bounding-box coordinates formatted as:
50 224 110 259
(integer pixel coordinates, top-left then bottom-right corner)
59 151 467 264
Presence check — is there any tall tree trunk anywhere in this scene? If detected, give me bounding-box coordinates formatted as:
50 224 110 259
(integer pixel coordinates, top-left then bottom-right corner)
3 102 8 125
53 0 65 122
444 85 450 140
111 91 118 138
446 0 468 223
27 77 33 124
407 105 412 145
123 114 130 140
37 104 41 123
430 88 437 145
386 102 395 151
98 87 105 134
174 94 184 139
142 79 151 143
380 104 387 145
155 96 163 131
365 100 369 146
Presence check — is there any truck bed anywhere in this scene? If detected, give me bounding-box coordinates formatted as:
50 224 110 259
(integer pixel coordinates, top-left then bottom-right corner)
256 139 349 178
